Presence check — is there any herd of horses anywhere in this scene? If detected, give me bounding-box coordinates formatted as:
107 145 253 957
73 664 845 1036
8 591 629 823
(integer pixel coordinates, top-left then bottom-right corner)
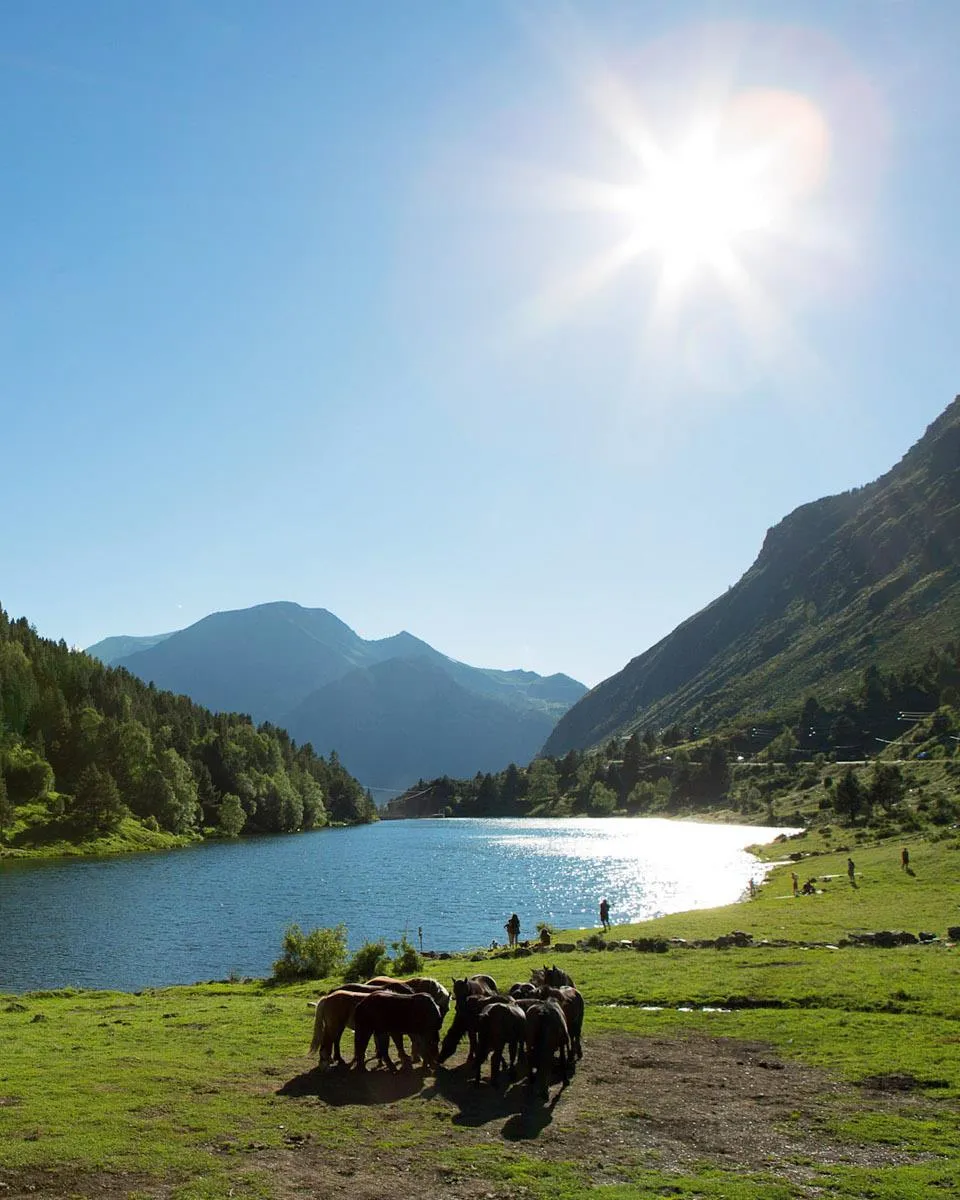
308 964 584 1097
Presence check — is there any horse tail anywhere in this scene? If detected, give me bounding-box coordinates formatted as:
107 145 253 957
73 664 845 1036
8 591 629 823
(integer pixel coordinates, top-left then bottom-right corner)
309 997 328 1055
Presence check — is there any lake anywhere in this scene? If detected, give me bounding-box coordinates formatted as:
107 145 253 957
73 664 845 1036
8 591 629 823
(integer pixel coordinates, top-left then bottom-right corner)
0 817 796 993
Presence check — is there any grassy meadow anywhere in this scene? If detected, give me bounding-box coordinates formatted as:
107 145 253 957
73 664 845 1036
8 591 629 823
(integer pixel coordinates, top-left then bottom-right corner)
2 830 960 1198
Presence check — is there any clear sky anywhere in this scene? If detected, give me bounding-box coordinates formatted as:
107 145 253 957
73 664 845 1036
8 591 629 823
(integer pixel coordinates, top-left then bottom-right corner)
2 1 957 688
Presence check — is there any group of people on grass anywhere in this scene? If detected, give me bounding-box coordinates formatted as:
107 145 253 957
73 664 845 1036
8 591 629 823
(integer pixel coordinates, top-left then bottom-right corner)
502 897 613 949
787 847 911 897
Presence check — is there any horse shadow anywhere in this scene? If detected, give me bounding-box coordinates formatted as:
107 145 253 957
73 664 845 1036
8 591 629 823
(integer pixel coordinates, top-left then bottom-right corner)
278 1062 427 1107
431 1060 567 1140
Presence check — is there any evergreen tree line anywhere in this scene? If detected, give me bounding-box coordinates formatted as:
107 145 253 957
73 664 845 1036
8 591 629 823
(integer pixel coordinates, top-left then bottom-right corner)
0 607 377 842
385 647 960 824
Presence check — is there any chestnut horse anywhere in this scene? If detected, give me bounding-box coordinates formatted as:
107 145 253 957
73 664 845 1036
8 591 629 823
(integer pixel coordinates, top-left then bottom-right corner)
365 976 451 1019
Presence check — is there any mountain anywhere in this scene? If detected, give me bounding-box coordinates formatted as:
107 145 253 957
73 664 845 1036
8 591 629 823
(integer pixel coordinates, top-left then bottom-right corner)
86 632 174 664
282 656 558 793
0 605 375 853
545 395 960 755
91 602 586 792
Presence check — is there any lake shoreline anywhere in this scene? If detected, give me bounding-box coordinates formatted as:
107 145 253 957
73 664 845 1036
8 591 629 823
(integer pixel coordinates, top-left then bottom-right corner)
1 816 800 996
0 805 792 863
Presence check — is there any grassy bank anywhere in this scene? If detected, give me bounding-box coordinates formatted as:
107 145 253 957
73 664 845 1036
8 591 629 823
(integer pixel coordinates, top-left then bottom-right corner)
2 833 959 1198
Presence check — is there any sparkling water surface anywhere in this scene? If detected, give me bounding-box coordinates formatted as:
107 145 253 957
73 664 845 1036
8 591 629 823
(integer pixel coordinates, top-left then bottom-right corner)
0 817 795 993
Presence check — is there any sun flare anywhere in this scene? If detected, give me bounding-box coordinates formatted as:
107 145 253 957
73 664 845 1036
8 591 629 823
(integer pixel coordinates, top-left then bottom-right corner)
518 83 831 351
629 129 775 276
625 89 828 287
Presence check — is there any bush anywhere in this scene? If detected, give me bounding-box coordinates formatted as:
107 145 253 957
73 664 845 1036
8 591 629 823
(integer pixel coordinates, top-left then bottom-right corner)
344 939 389 983
391 935 423 976
271 923 347 982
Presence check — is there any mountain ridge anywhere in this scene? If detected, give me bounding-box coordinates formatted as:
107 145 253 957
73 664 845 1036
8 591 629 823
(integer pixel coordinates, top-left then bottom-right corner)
88 602 586 792
544 394 960 755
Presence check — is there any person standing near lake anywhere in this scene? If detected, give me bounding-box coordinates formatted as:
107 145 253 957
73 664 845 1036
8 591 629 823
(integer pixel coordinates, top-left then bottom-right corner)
505 913 520 947
599 898 610 931
791 871 800 897
847 857 856 884
901 847 910 871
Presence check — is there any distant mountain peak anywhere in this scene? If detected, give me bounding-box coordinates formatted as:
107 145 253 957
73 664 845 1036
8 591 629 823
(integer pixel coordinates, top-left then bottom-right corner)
87 601 587 792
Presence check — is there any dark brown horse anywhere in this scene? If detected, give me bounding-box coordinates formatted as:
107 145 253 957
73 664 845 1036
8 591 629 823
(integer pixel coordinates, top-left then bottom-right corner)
353 991 443 1072
508 981 538 1000
531 964 575 988
474 1000 526 1087
451 974 498 1006
440 992 505 1064
538 985 584 1059
524 998 571 1098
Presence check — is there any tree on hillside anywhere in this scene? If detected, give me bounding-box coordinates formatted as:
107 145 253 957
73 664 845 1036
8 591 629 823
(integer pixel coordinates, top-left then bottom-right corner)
527 758 559 807
619 733 644 802
833 767 867 823
217 792 246 837
68 764 126 835
588 781 616 814
700 741 731 801
868 763 905 814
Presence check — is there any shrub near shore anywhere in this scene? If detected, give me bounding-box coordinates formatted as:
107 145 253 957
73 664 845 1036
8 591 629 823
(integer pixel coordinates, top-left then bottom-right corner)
2 831 960 1199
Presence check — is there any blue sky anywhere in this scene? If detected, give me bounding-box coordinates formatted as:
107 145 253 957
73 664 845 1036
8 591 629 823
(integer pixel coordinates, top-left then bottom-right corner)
2 1 957 688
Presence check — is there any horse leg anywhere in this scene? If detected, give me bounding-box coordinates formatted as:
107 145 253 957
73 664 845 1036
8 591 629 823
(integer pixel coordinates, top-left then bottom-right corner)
492 1046 506 1094
392 1032 412 1070
354 1029 370 1071
375 1030 396 1071
333 1021 347 1066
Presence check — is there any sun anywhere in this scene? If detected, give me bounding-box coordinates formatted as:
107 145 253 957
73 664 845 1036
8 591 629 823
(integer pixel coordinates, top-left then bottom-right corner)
621 88 828 298
513 84 830 344
628 124 778 280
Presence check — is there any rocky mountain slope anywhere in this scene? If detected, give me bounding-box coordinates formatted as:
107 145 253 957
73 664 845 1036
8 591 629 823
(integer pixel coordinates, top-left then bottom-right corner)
545 395 960 755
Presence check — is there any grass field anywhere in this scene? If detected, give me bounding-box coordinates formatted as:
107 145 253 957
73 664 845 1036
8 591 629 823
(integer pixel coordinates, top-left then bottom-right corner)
2 831 959 1198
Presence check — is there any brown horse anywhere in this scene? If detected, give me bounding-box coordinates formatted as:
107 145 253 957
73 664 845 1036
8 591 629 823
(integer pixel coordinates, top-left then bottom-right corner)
538 985 584 1059
524 998 571 1098
531 964 575 988
337 981 413 998
308 989 369 1066
474 1000 526 1087
365 976 451 1018
353 991 443 1072
452 974 497 1006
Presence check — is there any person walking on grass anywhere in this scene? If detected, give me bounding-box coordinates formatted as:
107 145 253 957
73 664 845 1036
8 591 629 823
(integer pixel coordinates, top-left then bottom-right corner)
847 857 856 884
599 898 610 932
901 846 910 871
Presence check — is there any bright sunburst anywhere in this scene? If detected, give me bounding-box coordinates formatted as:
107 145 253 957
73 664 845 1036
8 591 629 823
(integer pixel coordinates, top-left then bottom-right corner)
518 82 831 355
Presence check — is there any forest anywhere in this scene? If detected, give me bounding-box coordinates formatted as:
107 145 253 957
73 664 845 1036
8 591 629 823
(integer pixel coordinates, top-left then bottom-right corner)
0 606 377 850
385 644 960 827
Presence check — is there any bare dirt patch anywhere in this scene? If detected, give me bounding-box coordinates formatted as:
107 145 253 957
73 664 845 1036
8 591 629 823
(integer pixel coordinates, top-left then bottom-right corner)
1 1033 941 1198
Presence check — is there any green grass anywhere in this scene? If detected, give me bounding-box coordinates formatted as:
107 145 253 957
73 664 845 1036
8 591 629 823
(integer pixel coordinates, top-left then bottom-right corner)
3 832 960 1197
0 808 195 858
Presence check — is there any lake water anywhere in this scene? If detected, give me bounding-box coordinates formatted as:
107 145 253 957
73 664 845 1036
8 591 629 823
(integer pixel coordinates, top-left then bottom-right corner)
0 817 795 993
